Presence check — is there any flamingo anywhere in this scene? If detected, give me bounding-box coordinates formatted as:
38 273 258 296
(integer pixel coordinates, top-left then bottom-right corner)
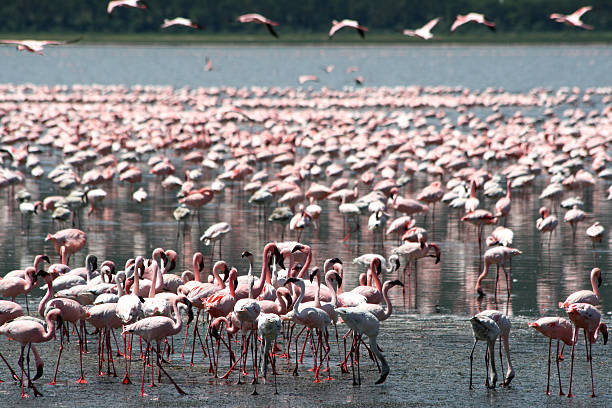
565 303 608 397
391 240 439 279
451 13 496 32
329 19 368 39
468 314 500 389
563 205 585 240
349 257 384 304
335 307 389 385
283 277 331 382
0 38 80 55
402 18 440 40
161 17 204 30
355 279 403 321
334 263 367 307
586 222 604 265
123 296 193 396
258 313 282 392
36 270 89 384
237 13 279 38
87 303 124 377
0 308 62 398
558 267 601 308
529 317 575 395
476 310 514 387
298 75 318 85
536 206 558 246
494 180 512 222
462 209 497 258
0 267 38 313
200 222 232 259
475 246 522 298
550 6 593 30
485 226 513 247
107 0 147 15
132 187 148 203
45 228 87 265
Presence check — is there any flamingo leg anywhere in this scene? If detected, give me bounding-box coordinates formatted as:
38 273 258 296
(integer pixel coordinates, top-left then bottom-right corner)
469 339 477 390
589 339 595 398
546 338 551 395
567 328 577 398
555 339 564 396
154 342 187 395
140 343 148 397
50 330 64 385
75 323 87 383
0 351 20 382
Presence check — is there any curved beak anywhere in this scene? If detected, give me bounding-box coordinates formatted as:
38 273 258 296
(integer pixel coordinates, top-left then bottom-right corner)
334 272 342 288
291 244 303 253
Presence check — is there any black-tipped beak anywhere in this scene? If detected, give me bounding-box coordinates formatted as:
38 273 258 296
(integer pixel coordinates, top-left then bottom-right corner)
41 255 50 264
390 279 404 287
184 299 194 325
56 314 64 331
211 325 221 340
394 258 400 270
435 254 440 264
598 275 602 288
330 257 342 265
223 266 229 283
291 245 303 253
241 250 252 258
35 270 50 279
168 258 176 272
160 251 168 265
138 296 145 303
309 269 317 283
284 293 293 309
285 277 299 285
33 362 44 381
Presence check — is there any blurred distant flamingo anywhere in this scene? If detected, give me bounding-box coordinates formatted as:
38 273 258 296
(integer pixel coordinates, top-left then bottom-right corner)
402 18 440 40
563 205 585 240
329 19 368 39
475 246 522 299
550 6 593 30
586 222 604 265
45 228 87 265
161 17 204 30
0 38 80 55
536 206 558 246
451 13 496 32
237 13 279 38
494 180 512 224
107 0 147 15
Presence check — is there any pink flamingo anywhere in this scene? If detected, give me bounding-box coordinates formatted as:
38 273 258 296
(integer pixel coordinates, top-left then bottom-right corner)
475 246 522 298
529 317 575 395
5 254 50 279
237 13 279 38
494 180 512 223
329 19 368 39
476 310 514 387
586 222 604 265
462 209 497 258
0 308 62 398
203 267 238 319
0 267 37 313
485 226 513 247
451 13 496 32
536 206 558 246
402 18 440 40
565 303 608 397
349 257 384 304
558 267 601 308
87 303 124 377
123 296 193 396
469 314 499 389
161 17 204 30
45 228 87 265
36 270 89 384
107 0 147 15
563 205 585 240
550 6 593 30
355 279 403 321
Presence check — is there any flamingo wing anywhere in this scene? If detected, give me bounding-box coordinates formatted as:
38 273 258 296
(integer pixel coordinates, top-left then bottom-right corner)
265 23 279 38
572 6 592 19
422 17 440 32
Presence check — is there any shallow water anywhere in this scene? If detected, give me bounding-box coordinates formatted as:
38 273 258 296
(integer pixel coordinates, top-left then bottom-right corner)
0 44 610 405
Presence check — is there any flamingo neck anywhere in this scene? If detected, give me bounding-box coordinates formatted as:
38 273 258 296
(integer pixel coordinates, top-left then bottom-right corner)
60 246 67 265
336 265 344 295
212 262 225 287
148 262 159 298
381 284 393 320
296 247 312 279
23 271 35 292
276 290 286 314
133 264 140 296
43 309 61 341
325 274 338 306
254 245 273 298
591 272 600 299
371 264 382 292
38 279 53 317
314 272 321 307
170 298 182 332
117 277 125 297
193 255 201 283
292 280 305 318
229 272 236 297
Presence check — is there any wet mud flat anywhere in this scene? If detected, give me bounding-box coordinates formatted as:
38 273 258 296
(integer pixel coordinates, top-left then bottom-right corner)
0 314 609 407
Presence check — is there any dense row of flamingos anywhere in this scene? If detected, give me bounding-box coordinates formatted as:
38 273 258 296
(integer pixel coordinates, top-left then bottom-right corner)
0 81 609 400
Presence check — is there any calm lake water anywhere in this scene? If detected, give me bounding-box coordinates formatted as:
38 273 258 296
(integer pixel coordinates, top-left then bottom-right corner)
0 44 610 406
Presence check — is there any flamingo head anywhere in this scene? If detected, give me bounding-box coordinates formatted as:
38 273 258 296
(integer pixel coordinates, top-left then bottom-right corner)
35 255 51 272
164 250 177 271
538 206 549 217
597 323 608 345
429 243 441 264
272 245 284 269
389 254 400 271
179 296 194 324
291 244 304 253
241 250 253 259
592 267 602 287
309 267 320 283
373 258 382 275
389 279 404 288
285 277 300 286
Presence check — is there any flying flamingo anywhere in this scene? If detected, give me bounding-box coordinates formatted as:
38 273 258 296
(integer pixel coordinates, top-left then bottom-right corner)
123 296 193 396
237 13 279 38
335 307 389 385
475 246 522 298
451 13 496 32
565 303 608 397
0 38 80 55
329 19 368 39
528 316 574 395
107 0 147 15
402 18 440 40
558 267 601 308
550 6 593 30
161 17 204 30
469 314 500 389
0 308 62 398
